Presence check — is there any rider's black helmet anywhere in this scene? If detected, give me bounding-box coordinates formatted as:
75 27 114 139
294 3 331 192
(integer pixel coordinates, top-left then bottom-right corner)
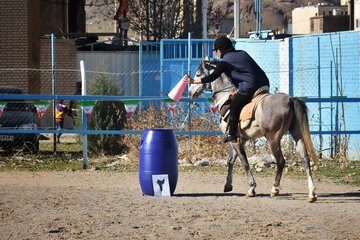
213 36 234 53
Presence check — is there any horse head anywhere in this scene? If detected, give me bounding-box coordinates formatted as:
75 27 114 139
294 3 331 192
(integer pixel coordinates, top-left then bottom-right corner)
188 59 214 99
188 59 233 101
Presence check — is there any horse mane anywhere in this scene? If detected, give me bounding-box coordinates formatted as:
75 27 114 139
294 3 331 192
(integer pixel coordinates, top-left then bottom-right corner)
202 60 233 88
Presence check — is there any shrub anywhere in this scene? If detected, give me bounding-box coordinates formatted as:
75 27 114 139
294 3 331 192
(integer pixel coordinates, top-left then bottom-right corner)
88 73 127 155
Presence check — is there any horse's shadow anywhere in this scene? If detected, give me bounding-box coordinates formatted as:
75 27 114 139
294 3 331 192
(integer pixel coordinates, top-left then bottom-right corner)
316 191 360 203
173 191 360 202
173 192 268 198
319 191 360 198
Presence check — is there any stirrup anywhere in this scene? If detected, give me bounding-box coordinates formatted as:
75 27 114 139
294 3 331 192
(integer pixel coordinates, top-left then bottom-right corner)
223 134 237 143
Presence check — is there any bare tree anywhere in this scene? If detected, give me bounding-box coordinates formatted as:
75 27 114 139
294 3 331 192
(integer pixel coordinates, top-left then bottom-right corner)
128 0 183 41
193 0 203 38
85 0 228 40
207 0 232 37
182 0 194 38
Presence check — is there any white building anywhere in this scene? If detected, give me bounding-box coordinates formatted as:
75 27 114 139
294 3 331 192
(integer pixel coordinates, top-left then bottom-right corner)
292 3 349 34
355 0 360 29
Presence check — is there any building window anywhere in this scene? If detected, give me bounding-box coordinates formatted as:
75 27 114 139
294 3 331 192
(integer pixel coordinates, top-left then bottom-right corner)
329 11 332 15
311 20 314 31
215 23 220 30
356 19 359 28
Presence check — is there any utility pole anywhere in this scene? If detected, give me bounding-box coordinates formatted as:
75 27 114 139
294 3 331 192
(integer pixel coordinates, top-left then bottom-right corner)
255 0 262 37
234 0 240 38
202 0 207 39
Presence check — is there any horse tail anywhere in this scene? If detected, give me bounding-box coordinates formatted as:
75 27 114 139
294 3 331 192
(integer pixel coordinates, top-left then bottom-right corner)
291 97 319 167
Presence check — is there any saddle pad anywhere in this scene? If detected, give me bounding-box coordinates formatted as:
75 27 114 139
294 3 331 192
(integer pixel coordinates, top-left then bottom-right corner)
240 93 270 121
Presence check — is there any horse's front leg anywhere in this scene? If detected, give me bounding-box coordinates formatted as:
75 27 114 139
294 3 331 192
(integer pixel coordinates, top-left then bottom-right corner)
234 142 257 197
224 145 236 192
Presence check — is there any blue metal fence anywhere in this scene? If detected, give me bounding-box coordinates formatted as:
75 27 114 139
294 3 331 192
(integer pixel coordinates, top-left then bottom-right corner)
1 31 359 159
138 31 360 159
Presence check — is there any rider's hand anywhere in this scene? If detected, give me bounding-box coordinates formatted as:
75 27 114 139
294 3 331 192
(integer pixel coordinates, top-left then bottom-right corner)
183 75 192 84
183 75 201 84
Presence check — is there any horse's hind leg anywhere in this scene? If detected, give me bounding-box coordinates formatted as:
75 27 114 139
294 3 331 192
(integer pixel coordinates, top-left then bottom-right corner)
267 136 286 197
290 129 317 202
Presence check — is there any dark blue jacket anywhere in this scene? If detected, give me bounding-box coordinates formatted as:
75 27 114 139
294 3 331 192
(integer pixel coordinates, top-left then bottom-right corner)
222 50 269 96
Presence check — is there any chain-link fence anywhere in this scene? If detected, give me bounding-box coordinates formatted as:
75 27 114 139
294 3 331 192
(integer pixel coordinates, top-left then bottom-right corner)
0 31 359 163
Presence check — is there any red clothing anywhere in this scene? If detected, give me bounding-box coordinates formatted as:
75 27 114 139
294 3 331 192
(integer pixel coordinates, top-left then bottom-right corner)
114 0 128 19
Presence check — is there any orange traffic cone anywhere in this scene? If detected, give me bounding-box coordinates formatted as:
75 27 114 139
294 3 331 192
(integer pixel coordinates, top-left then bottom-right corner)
168 75 188 102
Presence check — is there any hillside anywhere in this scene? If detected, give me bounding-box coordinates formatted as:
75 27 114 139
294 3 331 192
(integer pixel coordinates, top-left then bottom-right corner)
213 0 340 35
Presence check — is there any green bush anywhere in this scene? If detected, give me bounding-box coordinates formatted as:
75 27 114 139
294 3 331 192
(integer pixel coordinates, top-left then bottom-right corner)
88 73 128 155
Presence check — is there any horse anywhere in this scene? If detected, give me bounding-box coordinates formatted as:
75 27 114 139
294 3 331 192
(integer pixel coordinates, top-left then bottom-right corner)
188 60 318 203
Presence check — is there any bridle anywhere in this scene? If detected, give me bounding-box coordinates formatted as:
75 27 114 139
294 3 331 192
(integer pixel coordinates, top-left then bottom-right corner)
201 61 234 98
211 85 233 97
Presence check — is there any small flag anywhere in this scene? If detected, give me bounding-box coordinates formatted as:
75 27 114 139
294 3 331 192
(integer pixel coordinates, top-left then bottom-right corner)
0 101 6 118
164 98 177 116
122 100 139 119
80 100 97 122
207 97 217 115
34 100 50 118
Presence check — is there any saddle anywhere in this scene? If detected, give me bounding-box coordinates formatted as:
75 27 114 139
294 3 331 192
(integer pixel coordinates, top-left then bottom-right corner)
219 86 270 129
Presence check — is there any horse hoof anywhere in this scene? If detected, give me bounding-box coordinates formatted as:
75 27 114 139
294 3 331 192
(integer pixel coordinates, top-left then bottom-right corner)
224 185 233 192
246 190 256 198
308 195 317 203
270 191 280 197
270 187 280 197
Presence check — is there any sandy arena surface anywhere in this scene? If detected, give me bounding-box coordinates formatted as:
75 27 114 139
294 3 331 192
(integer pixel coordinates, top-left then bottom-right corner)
1 170 360 240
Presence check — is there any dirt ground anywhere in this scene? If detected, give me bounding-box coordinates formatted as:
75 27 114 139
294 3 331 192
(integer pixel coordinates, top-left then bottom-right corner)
1 170 360 240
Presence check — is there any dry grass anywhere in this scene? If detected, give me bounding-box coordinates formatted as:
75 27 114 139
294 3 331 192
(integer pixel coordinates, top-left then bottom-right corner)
122 104 228 164
121 106 311 166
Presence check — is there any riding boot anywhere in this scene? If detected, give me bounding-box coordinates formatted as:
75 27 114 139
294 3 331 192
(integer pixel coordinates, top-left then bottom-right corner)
223 116 238 143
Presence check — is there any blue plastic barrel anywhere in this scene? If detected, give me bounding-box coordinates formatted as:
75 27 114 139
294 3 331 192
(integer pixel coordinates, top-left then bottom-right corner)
139 128 178 196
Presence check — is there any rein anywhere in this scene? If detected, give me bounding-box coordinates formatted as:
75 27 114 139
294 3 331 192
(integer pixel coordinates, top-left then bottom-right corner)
203 62 234 98
210 83 234 109
201 62 234 108
211 85 233 97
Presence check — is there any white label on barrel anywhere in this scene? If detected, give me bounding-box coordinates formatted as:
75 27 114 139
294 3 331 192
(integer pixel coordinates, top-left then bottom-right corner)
152 174 171 197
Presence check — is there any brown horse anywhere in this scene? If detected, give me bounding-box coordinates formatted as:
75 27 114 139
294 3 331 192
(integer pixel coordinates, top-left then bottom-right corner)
188 60 318 202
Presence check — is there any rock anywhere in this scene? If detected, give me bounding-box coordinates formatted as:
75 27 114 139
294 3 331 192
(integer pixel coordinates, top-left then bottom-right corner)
248 154 276 166
212 159 227 167
194 159 210 167
178 159 192 166
256 161 271 169
105 160 120 167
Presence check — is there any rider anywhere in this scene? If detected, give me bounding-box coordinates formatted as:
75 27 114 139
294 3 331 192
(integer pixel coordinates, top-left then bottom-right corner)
184 35 270 143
